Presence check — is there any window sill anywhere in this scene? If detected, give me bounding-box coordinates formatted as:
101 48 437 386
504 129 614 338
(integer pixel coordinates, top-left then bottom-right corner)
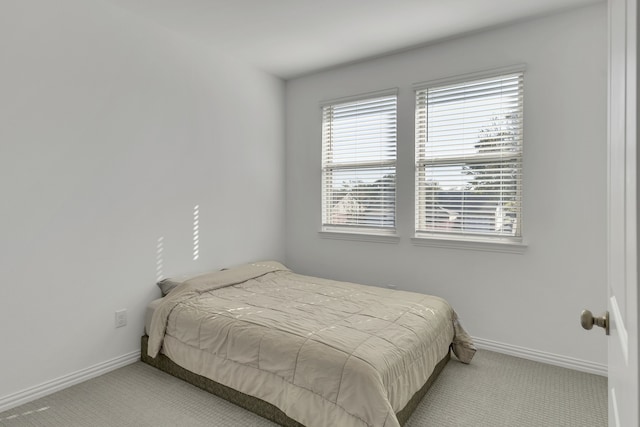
319 230 400 244
411 235 528 254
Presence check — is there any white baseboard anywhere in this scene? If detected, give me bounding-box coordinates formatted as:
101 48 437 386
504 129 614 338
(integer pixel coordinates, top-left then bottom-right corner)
473 336 607 377
0 350 140 413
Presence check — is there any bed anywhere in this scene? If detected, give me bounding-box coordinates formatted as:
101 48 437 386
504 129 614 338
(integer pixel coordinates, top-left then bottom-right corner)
143 261 475 427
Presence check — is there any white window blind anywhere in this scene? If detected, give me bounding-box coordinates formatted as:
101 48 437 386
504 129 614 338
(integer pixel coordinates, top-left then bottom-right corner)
322 91 397 234
415 70 524 241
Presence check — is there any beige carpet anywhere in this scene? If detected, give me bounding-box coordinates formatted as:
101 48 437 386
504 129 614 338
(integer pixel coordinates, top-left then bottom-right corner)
0 350 607 426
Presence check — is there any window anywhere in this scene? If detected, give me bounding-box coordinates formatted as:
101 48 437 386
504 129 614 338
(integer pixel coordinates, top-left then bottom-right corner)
321 90 397 235
415 67 524 243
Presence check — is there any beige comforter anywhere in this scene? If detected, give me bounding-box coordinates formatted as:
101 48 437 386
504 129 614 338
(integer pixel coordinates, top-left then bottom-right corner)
148 261 475 427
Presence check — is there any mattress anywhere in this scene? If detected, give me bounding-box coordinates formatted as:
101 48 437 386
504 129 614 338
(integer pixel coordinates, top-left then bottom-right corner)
146 261 475 427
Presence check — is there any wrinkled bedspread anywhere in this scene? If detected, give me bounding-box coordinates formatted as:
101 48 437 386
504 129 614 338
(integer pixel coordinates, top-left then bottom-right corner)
148 261 475 427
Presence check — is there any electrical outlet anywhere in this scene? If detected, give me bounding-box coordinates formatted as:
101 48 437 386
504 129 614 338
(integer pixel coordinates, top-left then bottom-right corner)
115 309 127 328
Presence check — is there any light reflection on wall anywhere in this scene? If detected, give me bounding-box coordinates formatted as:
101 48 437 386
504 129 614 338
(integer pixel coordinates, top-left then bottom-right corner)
193 205 200 261
156 236 164 282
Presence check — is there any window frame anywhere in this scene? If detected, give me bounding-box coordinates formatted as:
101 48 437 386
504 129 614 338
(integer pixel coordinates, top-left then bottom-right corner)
413 65 527 251
320 88 399 239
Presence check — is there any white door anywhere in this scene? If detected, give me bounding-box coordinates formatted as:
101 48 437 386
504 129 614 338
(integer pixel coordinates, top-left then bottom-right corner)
607 0 638 426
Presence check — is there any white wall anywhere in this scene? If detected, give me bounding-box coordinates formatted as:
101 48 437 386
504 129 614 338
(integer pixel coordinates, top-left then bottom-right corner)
285 4 608 369
0 0 285 403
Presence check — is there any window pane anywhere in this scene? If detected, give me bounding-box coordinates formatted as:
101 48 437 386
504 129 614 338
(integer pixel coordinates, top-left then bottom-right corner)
417 163 520 236
324 167 395 228
323 96 397 166
420 75 523 161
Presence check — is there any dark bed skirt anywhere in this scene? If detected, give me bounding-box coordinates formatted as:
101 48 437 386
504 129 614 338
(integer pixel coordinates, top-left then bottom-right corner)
140 335 450 427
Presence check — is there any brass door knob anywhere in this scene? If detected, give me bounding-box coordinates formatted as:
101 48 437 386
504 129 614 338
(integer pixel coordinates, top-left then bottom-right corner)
580 309 610 335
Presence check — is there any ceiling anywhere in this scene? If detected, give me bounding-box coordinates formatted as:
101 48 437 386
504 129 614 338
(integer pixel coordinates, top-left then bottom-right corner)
103 0 603 79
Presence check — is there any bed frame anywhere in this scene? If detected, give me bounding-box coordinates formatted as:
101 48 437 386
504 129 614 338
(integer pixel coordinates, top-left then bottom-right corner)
141 335 450 426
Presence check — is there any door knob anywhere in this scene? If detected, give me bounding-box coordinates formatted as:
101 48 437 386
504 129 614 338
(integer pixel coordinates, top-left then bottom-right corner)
580 309 609 335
